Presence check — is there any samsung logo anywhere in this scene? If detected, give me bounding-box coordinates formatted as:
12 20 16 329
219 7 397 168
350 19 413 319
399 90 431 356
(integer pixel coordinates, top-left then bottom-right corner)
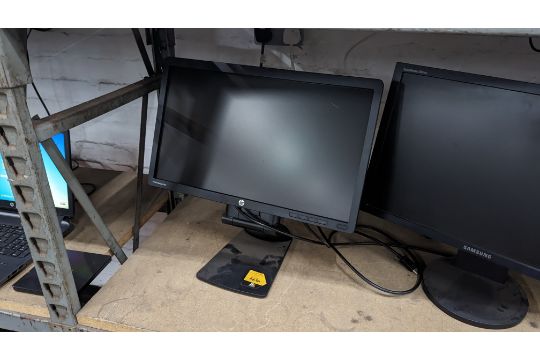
152 180 167 187
463 245 492 259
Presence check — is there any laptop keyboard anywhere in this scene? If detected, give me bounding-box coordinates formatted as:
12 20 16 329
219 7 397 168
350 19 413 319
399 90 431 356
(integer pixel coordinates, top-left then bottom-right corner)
0 224 30 258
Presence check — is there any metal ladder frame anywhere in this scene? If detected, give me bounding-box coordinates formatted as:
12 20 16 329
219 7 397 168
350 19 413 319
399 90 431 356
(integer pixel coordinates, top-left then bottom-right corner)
0 28 171 330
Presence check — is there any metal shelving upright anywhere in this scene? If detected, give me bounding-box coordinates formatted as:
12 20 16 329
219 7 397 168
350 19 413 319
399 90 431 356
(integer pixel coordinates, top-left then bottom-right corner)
0 28 174 331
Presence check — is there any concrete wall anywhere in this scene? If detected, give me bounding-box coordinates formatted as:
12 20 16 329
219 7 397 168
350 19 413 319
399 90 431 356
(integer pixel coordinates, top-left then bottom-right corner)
26 29 540 171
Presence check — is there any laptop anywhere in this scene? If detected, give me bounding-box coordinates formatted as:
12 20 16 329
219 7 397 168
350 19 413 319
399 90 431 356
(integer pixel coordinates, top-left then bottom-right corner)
0 131 74 286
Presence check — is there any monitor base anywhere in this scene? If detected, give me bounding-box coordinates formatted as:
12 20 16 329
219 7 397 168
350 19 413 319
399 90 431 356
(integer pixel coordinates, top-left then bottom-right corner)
422 252 528 329
196 225 292 298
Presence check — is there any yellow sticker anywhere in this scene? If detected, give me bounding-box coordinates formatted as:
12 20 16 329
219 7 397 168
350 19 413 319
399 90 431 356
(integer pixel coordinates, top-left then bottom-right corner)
244 270 267 287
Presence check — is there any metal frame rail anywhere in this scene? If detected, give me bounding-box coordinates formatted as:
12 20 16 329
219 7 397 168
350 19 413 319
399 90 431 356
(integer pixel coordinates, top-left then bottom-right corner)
0 28 169 331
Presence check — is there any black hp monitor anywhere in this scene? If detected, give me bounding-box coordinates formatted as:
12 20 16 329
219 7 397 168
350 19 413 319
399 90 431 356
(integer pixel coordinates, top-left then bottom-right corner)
149 58 382 297
363 62 540 329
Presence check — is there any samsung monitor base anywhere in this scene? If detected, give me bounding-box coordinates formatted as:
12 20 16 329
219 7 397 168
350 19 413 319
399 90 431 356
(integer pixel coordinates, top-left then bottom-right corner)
422 251 529 329
197 206 292 298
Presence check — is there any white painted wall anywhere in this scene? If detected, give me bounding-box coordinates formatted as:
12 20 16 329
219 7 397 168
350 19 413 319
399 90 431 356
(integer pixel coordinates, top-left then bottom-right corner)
26 29 540 171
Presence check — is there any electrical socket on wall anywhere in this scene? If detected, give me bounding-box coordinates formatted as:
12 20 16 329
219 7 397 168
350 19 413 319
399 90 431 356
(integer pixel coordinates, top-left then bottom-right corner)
254 29 303 47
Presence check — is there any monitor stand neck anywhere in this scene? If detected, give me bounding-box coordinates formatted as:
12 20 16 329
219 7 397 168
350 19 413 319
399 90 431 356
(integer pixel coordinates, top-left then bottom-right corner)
221 205 291 242
196 205 293 298
422 250 529 329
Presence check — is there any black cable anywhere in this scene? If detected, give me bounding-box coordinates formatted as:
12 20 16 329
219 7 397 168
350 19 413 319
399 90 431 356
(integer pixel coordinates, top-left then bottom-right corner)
248 203 446 258
357 224 397 243
317 226 329 242
355 229 424 271
356 225 452 257
529 37 540 53
237 207 323 245
336 238 452 257
303 223 326 245
326 229 422 295
31 82 51 116
237 206 455 295
356 225 424 266
238 206 422 295
318 228 450 257
320 226 420 259
324 216 426 268
326 236 422 295
354 230 404 258
359 226 427 274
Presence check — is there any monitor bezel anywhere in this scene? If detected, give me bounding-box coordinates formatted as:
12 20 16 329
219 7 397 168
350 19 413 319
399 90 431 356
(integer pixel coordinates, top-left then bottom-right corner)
149 57 383 233
362 62 540 279
0 131 74 218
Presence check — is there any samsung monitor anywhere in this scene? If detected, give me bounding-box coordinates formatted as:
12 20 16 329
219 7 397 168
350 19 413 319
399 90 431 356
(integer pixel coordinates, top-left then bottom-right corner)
363 62 540 329
0 132 73 217
149 58 383 297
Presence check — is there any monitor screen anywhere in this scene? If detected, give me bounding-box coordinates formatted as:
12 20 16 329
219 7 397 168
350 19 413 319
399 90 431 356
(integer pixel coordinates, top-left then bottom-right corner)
150 59 382 231
364 64 540 274
0 133 69 210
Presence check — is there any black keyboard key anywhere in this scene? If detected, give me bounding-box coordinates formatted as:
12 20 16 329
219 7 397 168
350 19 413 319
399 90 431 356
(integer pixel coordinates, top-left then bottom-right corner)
0 224 26 256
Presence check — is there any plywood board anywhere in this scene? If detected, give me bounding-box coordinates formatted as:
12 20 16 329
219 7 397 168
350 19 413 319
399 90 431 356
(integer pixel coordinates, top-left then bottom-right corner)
78 197 540 331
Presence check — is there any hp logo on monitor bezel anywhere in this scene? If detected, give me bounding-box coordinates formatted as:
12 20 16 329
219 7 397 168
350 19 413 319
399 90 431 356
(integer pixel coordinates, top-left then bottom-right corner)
238 199 245 206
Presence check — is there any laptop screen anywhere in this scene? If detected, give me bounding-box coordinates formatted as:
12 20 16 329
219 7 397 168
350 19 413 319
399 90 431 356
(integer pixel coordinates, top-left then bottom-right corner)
0 133 69 210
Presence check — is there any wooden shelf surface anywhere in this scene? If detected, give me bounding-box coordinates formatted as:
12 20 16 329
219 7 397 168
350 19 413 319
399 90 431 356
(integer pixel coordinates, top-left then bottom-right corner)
77 197 540 331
